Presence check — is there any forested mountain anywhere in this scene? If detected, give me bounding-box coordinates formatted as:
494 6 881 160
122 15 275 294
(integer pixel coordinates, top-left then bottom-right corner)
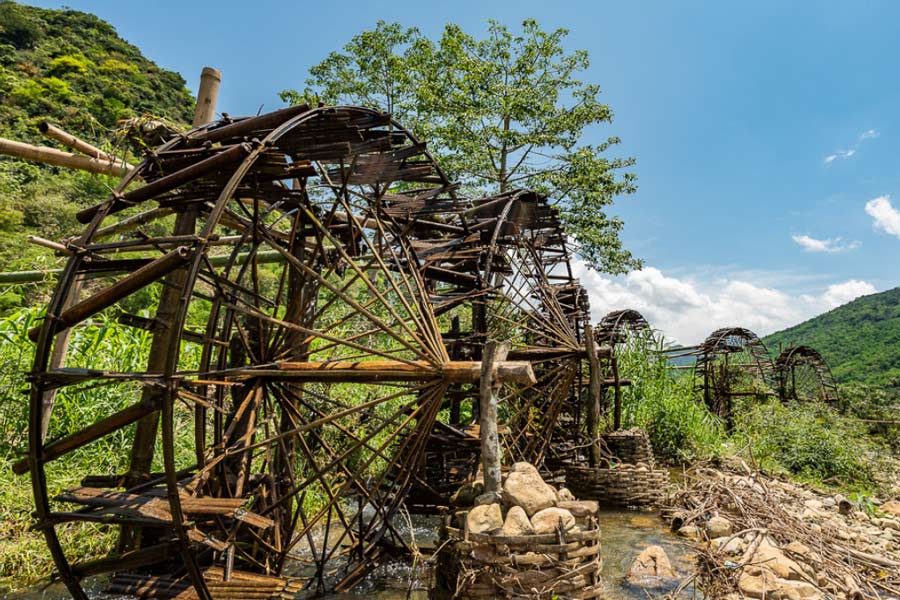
763 287 900 385
0 1 192 307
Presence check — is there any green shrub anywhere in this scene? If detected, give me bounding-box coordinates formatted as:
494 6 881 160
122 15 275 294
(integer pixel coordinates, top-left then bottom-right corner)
734 400 885 490
0 2 43 49
47 54 91 76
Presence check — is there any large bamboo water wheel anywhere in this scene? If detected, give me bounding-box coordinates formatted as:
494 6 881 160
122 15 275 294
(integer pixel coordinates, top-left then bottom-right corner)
693 327 774 427
20 105 545 599
775 345 839 404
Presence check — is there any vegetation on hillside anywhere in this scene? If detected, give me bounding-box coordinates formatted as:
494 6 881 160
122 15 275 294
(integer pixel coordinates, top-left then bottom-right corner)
763 287 900 386
0 1 193 307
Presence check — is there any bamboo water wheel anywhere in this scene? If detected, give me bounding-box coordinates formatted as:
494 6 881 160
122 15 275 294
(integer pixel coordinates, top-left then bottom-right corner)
21 105 546 599
392 187 597 501
775 345 839 404
693 327 774 427
595 309 654 430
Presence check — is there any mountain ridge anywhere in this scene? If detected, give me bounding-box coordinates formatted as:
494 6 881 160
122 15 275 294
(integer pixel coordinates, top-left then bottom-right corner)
762 286 900 385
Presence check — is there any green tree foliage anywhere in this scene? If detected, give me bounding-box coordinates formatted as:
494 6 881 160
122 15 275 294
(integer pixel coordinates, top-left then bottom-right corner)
281 19 640 274
763 287 900 385
0 1 194 308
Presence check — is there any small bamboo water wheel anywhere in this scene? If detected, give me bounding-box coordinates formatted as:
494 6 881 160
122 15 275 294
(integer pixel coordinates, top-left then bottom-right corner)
692 327 774 426
775 345 839 404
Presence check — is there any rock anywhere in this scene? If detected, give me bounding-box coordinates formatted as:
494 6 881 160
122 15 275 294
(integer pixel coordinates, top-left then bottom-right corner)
626 545 677 582
556 500 599 518
530 507 575 534
556 487 576 502
466 503 502 534
474 491 502 506
451 481 483 507
677 525 701 539
722 537 743 555
803 499 823 511
783 541 811 557
501 462 557 516
745 539 806 581
706 515 733 538
822 497 836 508
499 505 534 536
880 499 900 518
738 567 821 600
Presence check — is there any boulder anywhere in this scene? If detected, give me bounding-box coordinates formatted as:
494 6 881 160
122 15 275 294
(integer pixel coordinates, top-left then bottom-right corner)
739 567 821 600
706 515 733 539
501 462 557 516
626 544 676 583
466 503 502 534
556 500 599 519
499 505 534 537
450 480 484 507
881 499 900 518
530 507 575 534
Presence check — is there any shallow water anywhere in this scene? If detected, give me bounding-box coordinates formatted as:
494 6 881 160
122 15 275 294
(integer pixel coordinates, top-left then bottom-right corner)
6 508 696 600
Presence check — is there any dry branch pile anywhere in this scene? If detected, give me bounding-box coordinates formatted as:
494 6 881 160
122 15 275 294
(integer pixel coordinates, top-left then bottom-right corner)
665 462 900 599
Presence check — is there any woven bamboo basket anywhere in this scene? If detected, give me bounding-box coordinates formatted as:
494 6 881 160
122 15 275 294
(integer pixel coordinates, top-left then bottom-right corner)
566 464 669 507
437 516 603 599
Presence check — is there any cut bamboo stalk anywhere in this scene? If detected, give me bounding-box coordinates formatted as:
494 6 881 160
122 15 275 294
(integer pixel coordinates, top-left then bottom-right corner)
38 121 133 170
0 136 128 177
192 67 222 127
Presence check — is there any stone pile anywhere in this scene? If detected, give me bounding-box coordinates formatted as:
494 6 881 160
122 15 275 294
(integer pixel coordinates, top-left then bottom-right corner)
667 463 900 599
438 462 603 599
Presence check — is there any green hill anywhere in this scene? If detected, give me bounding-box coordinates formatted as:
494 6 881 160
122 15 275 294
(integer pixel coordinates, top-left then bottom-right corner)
763 287 900 385
0 1 192 307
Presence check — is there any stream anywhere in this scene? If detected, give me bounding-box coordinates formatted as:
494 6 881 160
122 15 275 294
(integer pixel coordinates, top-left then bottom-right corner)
6 508 696 600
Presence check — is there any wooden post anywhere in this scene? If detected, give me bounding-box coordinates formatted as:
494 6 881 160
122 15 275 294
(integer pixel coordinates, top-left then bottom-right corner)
38 122 132 169
192 67 221 127
584 324 603 467
123 68 220 549
480 340 508 495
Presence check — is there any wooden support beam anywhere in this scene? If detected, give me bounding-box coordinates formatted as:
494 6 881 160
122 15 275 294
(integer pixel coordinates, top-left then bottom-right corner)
241 359 535 385
480 341 508 495
192 67 221 127
27 247 192 342
12 399 157 474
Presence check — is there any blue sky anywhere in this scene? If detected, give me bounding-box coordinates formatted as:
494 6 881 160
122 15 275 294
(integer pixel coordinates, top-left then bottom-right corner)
27 0 900 342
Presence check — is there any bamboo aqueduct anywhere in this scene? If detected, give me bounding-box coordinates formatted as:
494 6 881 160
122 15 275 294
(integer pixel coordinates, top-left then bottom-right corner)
0 69 840 599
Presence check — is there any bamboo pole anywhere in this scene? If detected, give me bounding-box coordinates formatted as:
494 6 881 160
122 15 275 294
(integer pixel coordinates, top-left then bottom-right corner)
0 136 128 177
192 67 221 127
480 340 509 495
38 121 132 170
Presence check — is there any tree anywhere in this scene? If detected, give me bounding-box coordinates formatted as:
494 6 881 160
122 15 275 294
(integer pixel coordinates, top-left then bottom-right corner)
282 19 640 274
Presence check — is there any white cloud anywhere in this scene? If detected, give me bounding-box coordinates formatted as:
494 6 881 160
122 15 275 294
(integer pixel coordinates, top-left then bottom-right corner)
865 195 900 238
573 262 876 345
824 129 878 164
791 234 860 253
821 280 876 308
